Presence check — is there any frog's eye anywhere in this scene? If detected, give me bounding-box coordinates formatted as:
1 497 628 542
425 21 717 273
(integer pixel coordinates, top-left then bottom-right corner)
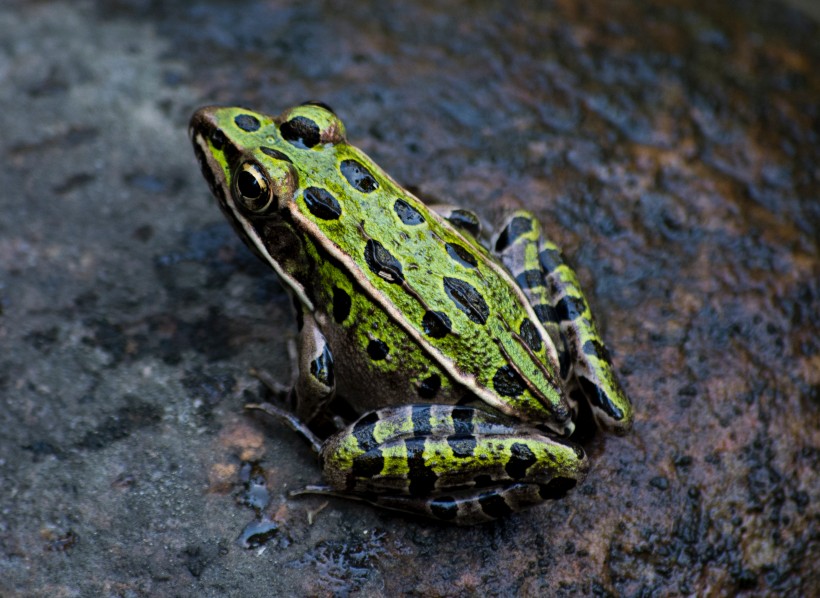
234 162 274 212
233 159 297 215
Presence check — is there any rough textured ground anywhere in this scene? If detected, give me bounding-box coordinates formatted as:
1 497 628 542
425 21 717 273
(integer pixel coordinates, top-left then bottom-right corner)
1 0 817 596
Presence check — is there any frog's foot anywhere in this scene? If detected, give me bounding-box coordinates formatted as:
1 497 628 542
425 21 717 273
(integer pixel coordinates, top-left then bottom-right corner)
310 404 588 525
375 481 576 525
293 482 574 526
493 211 633 434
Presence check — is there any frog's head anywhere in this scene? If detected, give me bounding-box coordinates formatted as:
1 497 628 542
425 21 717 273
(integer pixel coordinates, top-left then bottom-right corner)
189 103 347 218
189 103 347 310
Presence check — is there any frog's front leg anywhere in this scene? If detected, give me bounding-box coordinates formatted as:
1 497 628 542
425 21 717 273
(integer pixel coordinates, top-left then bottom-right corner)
247 308 338 453
291 307 336 424
303 405 588 525
493 211 633 434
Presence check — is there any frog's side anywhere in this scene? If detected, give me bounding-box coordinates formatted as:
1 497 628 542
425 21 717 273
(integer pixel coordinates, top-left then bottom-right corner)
190 103 632 525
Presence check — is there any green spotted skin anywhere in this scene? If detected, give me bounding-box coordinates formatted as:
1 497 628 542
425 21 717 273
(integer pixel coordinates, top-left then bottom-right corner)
190 103 632 524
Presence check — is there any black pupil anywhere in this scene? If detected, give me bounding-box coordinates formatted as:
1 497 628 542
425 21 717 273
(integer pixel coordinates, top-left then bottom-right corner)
237 169 262 199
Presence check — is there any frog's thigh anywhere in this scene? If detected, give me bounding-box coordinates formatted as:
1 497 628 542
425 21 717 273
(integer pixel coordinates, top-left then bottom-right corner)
318 405 588 524
494 211 633 434
292 309 336 422
492 211 572 381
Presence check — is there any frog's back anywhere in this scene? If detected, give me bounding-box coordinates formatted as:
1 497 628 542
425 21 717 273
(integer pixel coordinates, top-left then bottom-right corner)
201 104 572 430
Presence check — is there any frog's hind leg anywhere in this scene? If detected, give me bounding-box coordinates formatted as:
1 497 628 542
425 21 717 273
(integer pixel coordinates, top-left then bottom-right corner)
493 211 633 434
302 404 588 525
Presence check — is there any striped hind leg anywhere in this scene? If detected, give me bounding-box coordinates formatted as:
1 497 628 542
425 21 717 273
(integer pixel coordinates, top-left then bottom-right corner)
493 212 633 434
300 404 588 525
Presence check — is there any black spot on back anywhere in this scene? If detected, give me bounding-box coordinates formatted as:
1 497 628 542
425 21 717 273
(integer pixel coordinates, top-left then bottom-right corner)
443 277 489 325
495 216 533 253
422 310 452 339
493 365 526 397
309 345 335 388
340 159 378 193
303 187 342 220
364 239 404 284
235 114 261 132
281 116 320 148
418 374 441 399
538 477 577 500
505 442 537 480
445 243 478 268
393 198 425 225
519 318 543 352
333 287 351 323
366 339 389 361
260 146 293 163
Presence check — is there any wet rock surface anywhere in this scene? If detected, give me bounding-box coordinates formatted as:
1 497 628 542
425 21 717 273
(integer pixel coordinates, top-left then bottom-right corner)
1 1 817 595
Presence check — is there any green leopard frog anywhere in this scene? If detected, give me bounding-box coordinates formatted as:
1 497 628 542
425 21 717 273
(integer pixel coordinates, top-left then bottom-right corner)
190 102 632 525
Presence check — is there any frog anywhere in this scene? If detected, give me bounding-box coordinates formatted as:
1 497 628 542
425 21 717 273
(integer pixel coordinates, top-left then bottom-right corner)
189 102 633 525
